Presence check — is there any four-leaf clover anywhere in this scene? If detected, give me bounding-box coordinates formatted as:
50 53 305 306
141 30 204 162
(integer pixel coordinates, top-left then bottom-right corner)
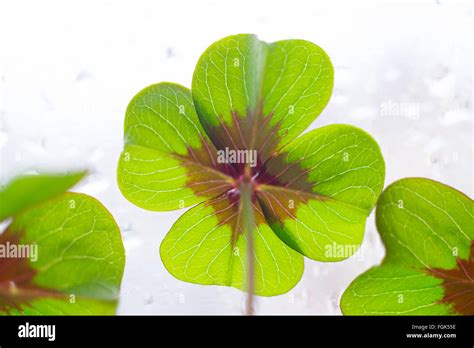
117 34 385 296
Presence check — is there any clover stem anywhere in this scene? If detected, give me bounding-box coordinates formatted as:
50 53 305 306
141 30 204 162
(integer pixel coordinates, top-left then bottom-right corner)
240 178 255 315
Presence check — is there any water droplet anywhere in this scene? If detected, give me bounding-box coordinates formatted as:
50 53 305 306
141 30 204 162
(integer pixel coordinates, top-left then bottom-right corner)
89 147 104 163
165 47 175 59
76 69 93 82
328 292 341 314
429 74 454 98
40 91 54 111
0 128 8 150
143 293 154 305
120 222 134 234
300 289 308 306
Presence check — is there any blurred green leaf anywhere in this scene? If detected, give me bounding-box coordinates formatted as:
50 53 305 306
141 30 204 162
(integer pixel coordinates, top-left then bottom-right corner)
0 173 125 315
0 171 86 221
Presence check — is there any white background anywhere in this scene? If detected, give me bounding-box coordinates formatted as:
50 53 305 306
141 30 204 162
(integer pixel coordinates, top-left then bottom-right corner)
0 0 472 314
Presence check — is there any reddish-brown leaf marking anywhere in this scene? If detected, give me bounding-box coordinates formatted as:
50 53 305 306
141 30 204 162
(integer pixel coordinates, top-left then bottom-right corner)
427 241 474 315
180 106 326 243
0 228 63 314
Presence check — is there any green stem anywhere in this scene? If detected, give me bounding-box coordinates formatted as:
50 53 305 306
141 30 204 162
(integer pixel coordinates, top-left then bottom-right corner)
240 180 255 315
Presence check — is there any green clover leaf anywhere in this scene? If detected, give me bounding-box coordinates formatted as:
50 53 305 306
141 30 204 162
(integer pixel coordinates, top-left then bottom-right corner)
0 172 125 315
0 171 85 221
117 34 385 296
341 178 473 315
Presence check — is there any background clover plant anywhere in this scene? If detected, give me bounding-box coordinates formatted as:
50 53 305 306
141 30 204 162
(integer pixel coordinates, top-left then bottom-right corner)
341 178 473 315
117 34 385 304
0 171 125 315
